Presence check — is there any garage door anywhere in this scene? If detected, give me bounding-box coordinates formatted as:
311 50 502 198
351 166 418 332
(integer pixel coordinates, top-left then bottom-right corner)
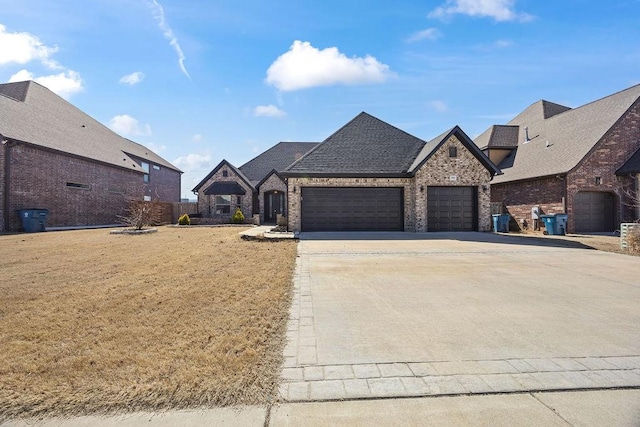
574 192 615 232
427 186 477 231
301 187 404 232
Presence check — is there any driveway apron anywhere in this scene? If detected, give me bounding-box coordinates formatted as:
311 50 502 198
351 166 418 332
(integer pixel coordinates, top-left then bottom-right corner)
279 232 640 402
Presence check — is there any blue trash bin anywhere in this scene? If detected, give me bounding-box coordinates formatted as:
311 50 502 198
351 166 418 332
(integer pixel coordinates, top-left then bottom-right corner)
554 214 568 235
17 209 49 232
540 214 558 235
492 214 510 232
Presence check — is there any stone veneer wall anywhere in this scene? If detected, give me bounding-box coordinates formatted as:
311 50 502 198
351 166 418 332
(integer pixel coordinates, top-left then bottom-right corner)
258 173 287 222
287 177 415 232
196 165 253 221
414 135 493 232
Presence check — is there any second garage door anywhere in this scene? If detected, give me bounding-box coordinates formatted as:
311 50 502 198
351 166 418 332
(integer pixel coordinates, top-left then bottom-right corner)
427 186 477 231
301 187 404 232
574 191 615 232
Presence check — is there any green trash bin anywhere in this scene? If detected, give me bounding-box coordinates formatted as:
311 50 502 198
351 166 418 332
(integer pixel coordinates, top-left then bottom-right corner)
17 209 49 232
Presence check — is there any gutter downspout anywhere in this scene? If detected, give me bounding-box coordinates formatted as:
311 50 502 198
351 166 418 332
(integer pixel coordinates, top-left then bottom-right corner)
2 137 12 232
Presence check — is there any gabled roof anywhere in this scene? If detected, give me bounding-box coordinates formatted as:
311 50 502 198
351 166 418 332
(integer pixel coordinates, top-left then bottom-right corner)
255 169 284 189
0 80 181 173
475 125 519 150
475 84 640 184
617 146 640 175
238 141 318 185
192 159 255 193
284 112 427 176
408 126 500 175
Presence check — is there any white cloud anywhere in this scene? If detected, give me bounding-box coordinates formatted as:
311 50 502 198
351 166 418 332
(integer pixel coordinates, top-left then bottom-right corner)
265 40 393 92
430 100 449 112
429 0 533 22
406 28 442 43
0 24 60 68
173 152 213 173
254 104 287 118
148 0 190 79
119 71 145 85
109 115 152 136
9 69 83 99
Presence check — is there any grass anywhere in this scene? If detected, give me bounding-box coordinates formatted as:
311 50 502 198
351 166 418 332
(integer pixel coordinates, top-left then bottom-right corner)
0 226 298 421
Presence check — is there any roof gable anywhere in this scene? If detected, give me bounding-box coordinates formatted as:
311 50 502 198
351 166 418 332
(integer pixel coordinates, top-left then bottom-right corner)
409 126 500 175
616 146 640 175
238 141 318 184
477 84 640 184
285 112 427 175
192 159 255 193
0 80 181 173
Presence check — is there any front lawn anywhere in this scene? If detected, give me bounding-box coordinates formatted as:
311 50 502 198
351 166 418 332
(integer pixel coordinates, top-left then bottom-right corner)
0 227 297 421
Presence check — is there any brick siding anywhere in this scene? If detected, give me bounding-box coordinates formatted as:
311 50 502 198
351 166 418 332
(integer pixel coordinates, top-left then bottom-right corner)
415 136 493 232
129 154 181 203
3 143 181 231
0 143 5 231
196 165 253 222
258 173 287 223
287 136 493 232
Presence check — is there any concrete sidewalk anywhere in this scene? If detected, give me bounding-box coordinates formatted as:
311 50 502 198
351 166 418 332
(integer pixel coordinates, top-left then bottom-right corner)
3 390 639 426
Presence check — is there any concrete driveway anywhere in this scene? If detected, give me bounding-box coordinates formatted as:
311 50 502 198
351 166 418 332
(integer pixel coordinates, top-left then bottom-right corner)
280 232 640 401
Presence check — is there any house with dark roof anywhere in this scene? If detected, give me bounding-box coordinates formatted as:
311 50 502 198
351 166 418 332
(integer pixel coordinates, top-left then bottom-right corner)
474 84 640 233
192 141 318 223
0 80 182 232
283 112 499 232
194 112 499 232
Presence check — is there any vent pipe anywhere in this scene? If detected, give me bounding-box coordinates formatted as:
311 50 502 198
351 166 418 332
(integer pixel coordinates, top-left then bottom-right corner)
524 126 530 142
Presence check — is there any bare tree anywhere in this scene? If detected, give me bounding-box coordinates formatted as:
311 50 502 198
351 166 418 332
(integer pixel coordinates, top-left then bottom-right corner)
118 199 163 230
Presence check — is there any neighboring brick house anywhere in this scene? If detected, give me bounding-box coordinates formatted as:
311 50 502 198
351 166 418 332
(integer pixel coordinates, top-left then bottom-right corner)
192 142 318 223
474 84 640 233
282 112 500 232
0 80 182 232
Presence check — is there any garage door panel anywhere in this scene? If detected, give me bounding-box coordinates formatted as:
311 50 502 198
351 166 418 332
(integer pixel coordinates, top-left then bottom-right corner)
574 192 615 232
301 187 404 232
427 186 477 232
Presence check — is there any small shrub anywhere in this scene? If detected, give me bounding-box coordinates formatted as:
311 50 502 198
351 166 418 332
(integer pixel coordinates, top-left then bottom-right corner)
178 213 190 225
232 207 245 224
276 214 288 227
118 200 163 230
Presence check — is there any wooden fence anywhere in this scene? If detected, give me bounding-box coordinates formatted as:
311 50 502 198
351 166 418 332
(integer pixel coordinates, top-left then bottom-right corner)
172 202 199 223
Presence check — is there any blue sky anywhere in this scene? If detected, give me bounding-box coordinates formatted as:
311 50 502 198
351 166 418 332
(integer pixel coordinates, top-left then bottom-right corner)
1 0 639 199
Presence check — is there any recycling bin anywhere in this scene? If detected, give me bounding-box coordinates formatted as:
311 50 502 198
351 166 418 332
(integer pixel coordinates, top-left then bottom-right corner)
554 214 568 235
541 214 559 235
492 214 510 233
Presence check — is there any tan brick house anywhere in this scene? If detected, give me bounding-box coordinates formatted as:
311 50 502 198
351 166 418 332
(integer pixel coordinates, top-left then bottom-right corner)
0 80 181 232
192 142 318 223
474 84 640 233
283 112 499 232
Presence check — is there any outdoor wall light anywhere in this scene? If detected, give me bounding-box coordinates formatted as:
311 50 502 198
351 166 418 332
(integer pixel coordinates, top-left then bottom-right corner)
420 185 424 192
293 186 297 193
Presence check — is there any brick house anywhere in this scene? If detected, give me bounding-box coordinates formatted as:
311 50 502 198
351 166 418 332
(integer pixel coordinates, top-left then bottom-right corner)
283 112 500 232
474 84 640 233
192 142 318 223
0 80 182 232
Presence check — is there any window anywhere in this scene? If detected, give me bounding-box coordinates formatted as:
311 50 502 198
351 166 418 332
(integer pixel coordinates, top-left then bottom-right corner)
141 161 150 183
595 177 602 185
152 164 161 171
215 195 231 214
449 146 458 158
237 195 242 205
66 182 90 190
222 170 228 177
143 195 151 201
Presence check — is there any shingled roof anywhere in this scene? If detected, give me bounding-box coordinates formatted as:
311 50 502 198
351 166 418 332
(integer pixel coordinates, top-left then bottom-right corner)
284 112 427 176
474 125 520 149
476 84 640 184
617 147 640 175
238 141 318 185
0 80 181 173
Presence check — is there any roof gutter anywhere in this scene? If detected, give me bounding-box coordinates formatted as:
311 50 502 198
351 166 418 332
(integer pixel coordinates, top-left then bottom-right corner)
281 172 412 179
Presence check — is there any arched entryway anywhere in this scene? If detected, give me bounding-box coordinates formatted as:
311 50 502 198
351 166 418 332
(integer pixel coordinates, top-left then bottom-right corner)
264 190 285 223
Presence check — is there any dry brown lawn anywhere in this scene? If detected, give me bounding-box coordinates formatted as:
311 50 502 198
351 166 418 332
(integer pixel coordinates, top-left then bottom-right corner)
0 226 298 421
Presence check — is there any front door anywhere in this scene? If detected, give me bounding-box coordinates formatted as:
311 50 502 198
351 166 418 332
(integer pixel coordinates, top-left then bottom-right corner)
264 191 285 223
